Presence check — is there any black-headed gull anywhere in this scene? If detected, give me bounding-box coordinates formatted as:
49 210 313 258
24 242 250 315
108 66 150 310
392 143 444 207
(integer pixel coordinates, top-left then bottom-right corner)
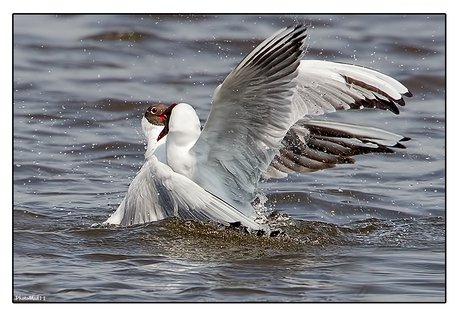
105 24 411 232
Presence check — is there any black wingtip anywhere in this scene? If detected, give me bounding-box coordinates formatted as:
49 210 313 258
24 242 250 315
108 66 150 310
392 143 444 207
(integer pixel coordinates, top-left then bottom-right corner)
392 137 411 149
404 90 413 98
287 23 308 30
229 221 242 228
393 143 406 149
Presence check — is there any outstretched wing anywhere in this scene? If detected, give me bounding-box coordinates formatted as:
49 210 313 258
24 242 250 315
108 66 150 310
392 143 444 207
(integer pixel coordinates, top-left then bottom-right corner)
263 119 410 179
289 60 412 122
266 60 412 178
189 25 412 210
190 25 309 210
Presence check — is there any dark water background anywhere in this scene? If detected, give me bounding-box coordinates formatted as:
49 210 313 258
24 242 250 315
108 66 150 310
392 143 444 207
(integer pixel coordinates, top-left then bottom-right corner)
13 14 445 302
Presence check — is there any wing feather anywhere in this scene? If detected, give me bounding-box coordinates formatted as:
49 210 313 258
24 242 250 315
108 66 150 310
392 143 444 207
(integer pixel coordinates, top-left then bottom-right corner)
188 26 412 209
191 25 309 210
105 158 263 230
291 60 412 121
263 119 410 179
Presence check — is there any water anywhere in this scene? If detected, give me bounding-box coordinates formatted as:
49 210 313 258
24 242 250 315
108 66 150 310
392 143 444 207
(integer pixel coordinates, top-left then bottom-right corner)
13 14 445 302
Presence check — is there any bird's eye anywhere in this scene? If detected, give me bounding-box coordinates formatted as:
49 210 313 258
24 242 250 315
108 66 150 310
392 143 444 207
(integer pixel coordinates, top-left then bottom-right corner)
149 107 157 114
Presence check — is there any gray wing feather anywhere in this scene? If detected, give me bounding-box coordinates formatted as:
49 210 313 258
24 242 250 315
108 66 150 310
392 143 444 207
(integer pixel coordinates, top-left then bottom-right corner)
190 26 412 206
263 119 410 179
191 25 309 210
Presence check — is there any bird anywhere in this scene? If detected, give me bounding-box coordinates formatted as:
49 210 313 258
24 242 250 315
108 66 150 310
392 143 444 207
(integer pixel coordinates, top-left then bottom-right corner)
104 24 412 233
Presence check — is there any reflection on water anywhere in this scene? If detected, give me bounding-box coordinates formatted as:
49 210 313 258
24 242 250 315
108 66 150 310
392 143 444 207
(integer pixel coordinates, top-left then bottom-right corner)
14 14 445 302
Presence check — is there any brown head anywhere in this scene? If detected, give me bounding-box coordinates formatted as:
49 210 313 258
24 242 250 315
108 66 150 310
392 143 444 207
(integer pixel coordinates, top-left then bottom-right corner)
144 104 169 126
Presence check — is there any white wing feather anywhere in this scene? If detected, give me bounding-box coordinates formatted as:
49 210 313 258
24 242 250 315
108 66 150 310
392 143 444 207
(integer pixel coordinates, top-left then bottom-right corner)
290 60 412 122
190 25 309 212
105 156 262 230
189 25 411 210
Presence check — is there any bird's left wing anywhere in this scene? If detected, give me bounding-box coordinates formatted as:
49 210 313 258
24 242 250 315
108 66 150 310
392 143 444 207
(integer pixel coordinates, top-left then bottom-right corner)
263 119 410 178
289 60 412 122
105 157 263 230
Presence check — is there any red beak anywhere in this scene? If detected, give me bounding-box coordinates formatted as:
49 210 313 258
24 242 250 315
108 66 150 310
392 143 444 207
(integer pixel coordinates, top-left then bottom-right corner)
157 103 177 141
